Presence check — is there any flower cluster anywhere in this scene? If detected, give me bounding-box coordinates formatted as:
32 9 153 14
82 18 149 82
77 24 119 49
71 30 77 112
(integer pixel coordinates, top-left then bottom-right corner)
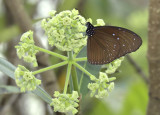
41 9 87 52
88 72 116 98
15 31 39 67
14 65 41 92
105 57 124 74
50 91 79 115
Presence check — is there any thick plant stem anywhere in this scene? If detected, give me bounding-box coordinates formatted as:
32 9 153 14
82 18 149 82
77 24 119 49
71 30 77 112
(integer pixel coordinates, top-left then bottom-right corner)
71 65 80 95
68 51 80 94
35 46 68 60
33 61 68 75
63 51 73 94
68 51 73 60
147 0 160 114
79 62 87 90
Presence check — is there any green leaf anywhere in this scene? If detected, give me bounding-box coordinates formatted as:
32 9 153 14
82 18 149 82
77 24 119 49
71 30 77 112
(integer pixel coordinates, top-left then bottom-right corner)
0 85 20 94
33 86 52 104
0 58 52 104
76 46 101 96
0 58 16 79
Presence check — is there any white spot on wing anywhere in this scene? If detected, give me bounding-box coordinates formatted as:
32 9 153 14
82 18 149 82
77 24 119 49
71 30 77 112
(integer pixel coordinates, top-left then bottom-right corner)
118 28 121 30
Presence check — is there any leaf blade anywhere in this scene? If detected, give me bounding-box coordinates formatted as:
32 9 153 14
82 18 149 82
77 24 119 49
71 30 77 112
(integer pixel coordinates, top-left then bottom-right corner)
76 46 101 96
0 58 52 104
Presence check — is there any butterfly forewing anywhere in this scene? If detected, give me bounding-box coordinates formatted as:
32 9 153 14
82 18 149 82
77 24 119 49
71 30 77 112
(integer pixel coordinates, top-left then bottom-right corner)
115 27 142 58
87 30 120 64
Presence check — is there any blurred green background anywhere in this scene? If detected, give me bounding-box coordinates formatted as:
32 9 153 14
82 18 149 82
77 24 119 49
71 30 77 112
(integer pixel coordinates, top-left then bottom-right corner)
0 0 148 115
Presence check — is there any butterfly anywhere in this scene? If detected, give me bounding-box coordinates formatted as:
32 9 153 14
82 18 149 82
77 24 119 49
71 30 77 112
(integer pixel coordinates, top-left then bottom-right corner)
86 22 142 65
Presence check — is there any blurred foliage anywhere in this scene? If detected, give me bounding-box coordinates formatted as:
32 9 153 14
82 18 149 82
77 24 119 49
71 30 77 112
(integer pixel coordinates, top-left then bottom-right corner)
81 97 115 115
119 80 148 115
0 25 20 42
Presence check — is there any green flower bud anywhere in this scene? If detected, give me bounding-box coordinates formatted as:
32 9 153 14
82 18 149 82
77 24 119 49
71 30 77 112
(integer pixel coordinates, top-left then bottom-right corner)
108 82 114 92
23 72 33 81
96 90 108 98
86 18 92 23
54 91 60 97
96 19 105 26
49 10 56 17
99 72 109 82
109 77 116 81
72 9 79 15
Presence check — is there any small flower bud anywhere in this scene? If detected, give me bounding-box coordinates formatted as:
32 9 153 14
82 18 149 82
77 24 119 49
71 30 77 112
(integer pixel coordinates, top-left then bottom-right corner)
96 19 105 26
108 82 114 92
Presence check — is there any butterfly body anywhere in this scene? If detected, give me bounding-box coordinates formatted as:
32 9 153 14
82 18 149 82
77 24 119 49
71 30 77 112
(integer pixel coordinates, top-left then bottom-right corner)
86 22 142 65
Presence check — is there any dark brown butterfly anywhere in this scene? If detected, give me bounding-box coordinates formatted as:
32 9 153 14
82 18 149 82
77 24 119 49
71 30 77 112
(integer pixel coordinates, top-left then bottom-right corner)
86 22 142 65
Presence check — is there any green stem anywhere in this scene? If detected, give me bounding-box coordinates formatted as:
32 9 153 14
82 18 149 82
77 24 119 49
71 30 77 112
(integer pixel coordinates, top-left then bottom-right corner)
67 51 73 60
73 62 93 78
75 57 87 62
71 65 80 95
33 61 68 75
79 61 87 90
63 62 72 94
35 46 68 60
67 51 80 94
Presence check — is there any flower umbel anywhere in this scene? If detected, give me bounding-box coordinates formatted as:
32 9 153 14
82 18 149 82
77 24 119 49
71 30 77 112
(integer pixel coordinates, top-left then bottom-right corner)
15 31 39 67
88 72 116 98
50 91 79 115
14 65 41 92
41 9 87 52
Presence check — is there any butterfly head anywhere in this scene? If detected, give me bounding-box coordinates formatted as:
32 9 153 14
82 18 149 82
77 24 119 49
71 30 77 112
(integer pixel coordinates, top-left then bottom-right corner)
86 22 95 37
